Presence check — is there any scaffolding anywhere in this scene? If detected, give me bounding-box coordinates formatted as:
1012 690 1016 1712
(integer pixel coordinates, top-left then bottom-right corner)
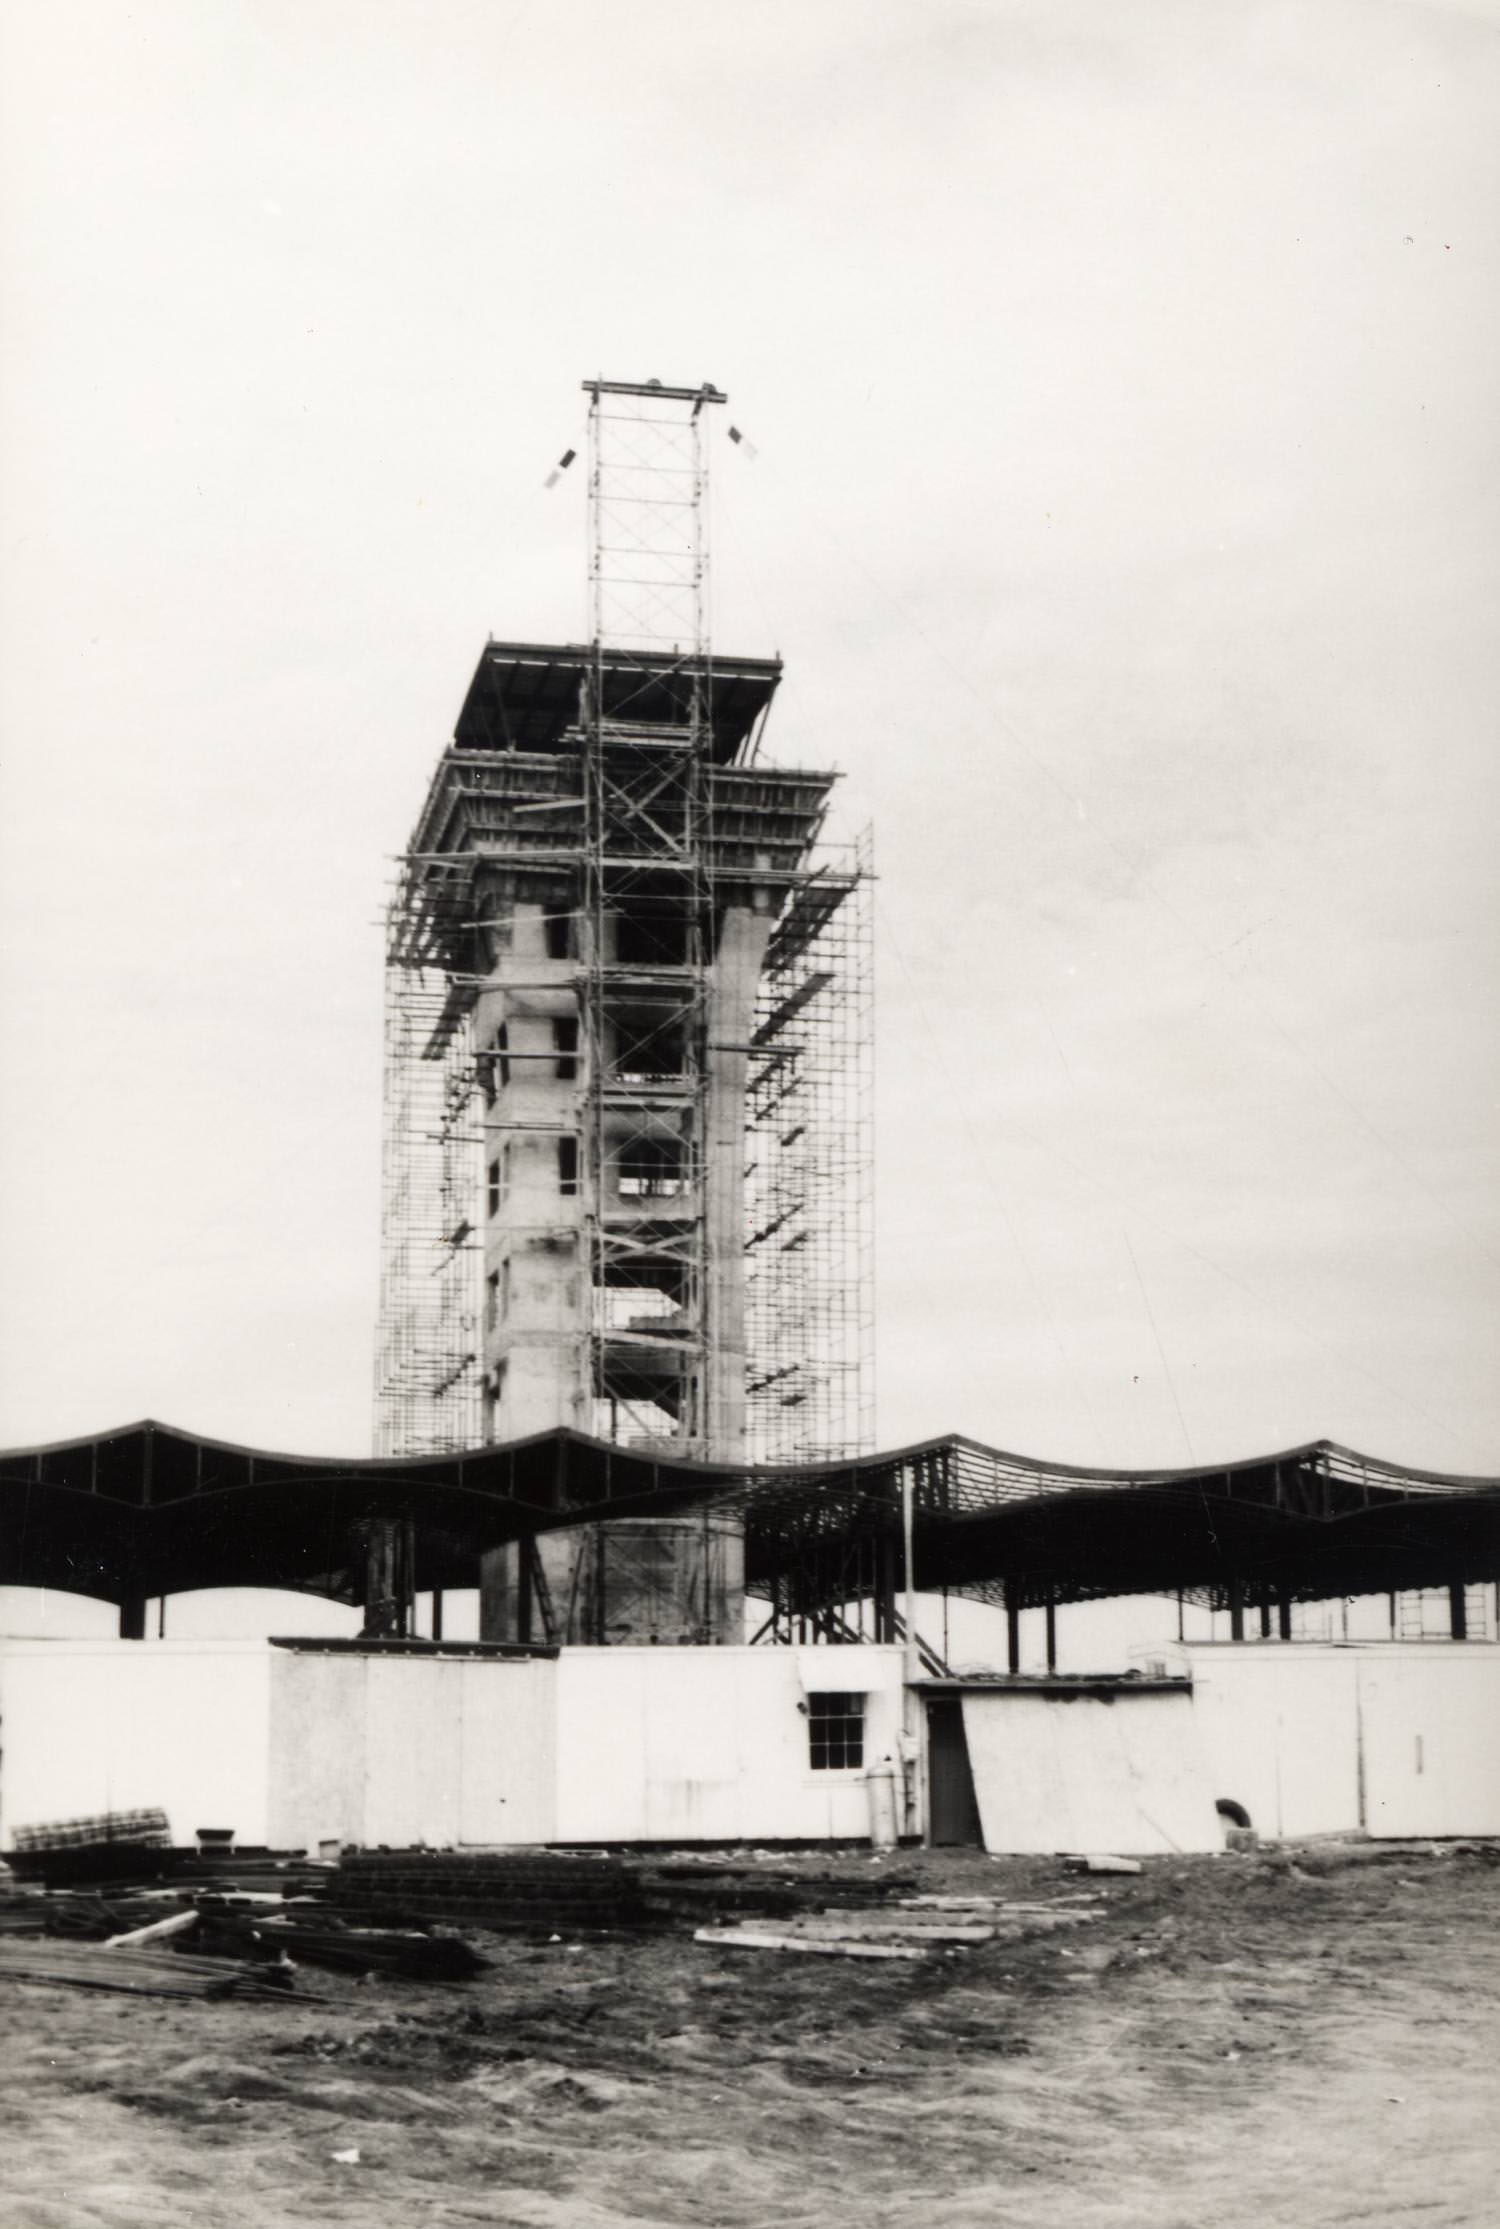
744 826 875 1464
581 379 720 1451
374 860 483 1457
373 378 874 1492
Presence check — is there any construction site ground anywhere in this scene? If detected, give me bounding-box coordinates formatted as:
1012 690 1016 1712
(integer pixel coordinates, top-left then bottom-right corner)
3 1844 1496 2229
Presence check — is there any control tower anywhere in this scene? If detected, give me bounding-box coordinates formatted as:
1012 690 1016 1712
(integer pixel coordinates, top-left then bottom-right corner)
376 380 871 1641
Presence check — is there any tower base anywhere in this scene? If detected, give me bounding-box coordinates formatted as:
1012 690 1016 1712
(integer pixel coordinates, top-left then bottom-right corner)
479 1516 744 1645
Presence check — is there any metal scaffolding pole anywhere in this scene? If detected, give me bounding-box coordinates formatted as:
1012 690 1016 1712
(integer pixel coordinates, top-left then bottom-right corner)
373 862 483 1457
743 826 875 1464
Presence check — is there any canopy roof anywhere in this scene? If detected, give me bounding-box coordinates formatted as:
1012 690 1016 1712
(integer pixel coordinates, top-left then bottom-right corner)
452 640 782 764
2 1420 1496 1615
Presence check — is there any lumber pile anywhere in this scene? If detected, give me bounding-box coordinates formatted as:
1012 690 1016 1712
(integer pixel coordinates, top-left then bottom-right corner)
192 1905 487 1981
697 1891 1103 1961
0 1937 296 2001
0 1853 487 1985
630 1860 917 1928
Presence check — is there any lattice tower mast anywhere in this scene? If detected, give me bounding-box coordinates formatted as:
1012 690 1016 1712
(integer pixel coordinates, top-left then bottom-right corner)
582 379 724 1453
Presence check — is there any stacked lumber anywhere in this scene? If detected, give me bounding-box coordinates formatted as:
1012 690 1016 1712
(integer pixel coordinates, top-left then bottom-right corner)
192 1906 487 1981
697 1892 1103 1961
6 1838 329 1895
0 1938 296 2001
630 1860 916 1928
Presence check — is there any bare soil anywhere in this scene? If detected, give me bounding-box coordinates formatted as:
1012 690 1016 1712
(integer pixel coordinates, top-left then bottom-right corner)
3 1846 1497 2229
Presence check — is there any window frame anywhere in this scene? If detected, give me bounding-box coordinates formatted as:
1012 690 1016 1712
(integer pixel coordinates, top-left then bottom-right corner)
806 1689 866 1773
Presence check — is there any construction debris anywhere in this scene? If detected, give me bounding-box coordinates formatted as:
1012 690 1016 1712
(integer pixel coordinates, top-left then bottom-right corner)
689 1877 1117 1961
898 1895 1101 1927
192 1907 487 1981
696 1927 926 1961
0 1938 297 2001
11 1807 171 1856
329 1851 650 1936
103 1909 200 1949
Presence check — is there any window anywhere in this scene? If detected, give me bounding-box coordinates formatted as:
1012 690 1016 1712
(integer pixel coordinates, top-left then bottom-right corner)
545 910 572 960
807 1691 865 1771
615 908 688 967
485 1271 500 1333
554 1016 578 1080
615 1016 685 1080
557 1135 579 1196
487 1159 502 1218
481 1022 510 1106
617 1135 684 1199
487 1143 510 1218
1395 1586 1492 1640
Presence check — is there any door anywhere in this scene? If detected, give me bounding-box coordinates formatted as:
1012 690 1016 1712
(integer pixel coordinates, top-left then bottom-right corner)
926 1698 983 1847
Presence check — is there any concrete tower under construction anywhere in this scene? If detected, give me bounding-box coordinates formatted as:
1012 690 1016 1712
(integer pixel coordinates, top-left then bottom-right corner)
376 379 872 1641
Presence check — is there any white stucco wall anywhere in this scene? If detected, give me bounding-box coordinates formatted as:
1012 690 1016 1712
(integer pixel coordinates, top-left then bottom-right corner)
1353 1648 1500 1836
553 1645 906 1843
1 1639 906 1854
1182 1642 1500 1839
1184 1645 1364 1840
0 1639 273 1848
960 1686 1222 1855
266 1650 556 1851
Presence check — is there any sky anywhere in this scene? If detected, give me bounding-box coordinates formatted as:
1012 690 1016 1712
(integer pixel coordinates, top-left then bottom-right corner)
2 0 1498 1494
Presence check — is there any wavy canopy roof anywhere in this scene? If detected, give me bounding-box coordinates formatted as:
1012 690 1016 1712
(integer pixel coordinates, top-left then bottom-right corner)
2 1420 1497 1616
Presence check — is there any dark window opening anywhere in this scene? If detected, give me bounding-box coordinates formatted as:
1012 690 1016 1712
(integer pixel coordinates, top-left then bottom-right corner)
558 1135 579 1196
808 1691 865 1771
483 1023 511 1103
554 1017 579 1080
545 911 572 960
618 1135 685 1199
487 1160 502 1218
614 1016 685 1079
614 909 690 968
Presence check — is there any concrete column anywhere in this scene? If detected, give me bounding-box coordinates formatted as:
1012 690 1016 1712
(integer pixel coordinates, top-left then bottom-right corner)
356 1520 416 1638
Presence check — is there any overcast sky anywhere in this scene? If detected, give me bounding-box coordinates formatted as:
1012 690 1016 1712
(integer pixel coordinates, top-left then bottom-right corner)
2 0 1497 1481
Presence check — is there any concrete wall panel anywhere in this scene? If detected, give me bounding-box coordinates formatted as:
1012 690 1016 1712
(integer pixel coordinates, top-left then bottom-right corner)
1182 1642 1500 1841
554 1646 905 1843
1359 1651 1500 1837
267 1651 556 1850
266 1651 369 1852
960 1688 1221 1855
457 1658 556 1845
1184 1647 1363 1840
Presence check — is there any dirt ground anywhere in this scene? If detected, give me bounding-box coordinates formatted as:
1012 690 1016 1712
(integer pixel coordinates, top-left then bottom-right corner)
3 1845 1497 2229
